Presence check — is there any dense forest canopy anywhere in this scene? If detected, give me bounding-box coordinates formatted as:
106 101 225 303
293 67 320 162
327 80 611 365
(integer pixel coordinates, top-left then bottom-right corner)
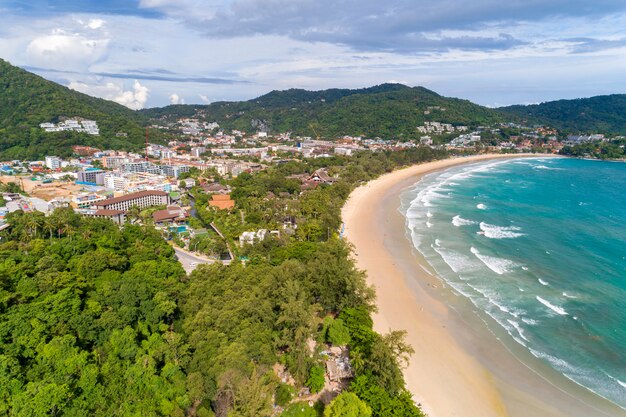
499 95 626 135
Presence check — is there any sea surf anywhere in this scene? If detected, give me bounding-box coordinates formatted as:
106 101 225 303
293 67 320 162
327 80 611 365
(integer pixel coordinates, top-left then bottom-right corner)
400 157 626 409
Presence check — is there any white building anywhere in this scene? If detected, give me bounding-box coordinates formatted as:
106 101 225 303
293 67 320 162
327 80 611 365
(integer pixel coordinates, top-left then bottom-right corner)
104 174 130 191
45 156 62 170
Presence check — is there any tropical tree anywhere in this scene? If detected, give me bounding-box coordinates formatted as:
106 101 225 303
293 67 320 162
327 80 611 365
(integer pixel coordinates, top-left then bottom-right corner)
324 392 371 417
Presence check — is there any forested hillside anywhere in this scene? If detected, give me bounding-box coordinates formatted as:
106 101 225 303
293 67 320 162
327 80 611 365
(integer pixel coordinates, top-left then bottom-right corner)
141 84 501 139
499 94 626 135
0 59 150 159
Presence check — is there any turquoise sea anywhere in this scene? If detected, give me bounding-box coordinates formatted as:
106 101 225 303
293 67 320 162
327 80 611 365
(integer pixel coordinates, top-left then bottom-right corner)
400 157 626 409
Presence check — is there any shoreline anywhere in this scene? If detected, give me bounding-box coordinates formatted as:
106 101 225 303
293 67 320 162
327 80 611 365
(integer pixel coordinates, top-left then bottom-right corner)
342 154 626 417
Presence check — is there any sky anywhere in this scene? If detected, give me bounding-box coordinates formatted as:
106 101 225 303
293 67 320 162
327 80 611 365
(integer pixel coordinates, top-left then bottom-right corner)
1 0 626 109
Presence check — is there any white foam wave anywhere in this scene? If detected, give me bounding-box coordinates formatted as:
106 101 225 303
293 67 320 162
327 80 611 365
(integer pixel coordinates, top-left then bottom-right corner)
536 296 568 315
470 247 518 275
433 246 478 273
426 211 433 218
426 221 433 228
522 317 538 325
533 165 563 171
409 159 512 209
607 374 626 389
479 222 525 239
476 203 487 210
452 215 476 227
434 239 442 247
538 278 549 286
562 292 577 299
507 319 530 342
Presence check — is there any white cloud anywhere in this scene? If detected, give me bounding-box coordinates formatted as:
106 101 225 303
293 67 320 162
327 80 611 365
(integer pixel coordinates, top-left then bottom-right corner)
86 19 105 30
26 31 109 71
69 80 150 110
169 93 184 104
199 94 210 103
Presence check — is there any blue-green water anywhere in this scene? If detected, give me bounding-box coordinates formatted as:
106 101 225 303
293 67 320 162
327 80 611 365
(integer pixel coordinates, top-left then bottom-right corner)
401 157 626 408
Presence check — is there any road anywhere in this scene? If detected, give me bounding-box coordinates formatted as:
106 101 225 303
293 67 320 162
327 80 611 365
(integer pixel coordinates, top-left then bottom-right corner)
173 246 216 274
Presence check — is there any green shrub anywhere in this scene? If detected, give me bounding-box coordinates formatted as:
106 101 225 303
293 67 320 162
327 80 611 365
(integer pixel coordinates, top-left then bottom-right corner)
275 383 295 407
305 365 325 393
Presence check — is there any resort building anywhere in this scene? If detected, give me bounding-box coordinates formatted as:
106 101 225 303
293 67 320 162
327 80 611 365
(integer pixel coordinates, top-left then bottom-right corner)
152 205 189 226
94 190 170 211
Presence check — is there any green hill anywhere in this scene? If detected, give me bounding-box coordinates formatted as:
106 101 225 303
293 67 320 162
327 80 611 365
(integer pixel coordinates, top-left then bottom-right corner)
499 95 626 135
4 56 626 160
0 58 150 160
141 84 502 139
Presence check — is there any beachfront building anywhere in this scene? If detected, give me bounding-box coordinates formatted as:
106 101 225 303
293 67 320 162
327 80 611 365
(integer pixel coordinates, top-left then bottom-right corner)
94 190 170 211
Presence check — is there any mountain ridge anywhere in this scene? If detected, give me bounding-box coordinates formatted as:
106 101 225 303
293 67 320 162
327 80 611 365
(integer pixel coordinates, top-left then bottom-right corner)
2 57 626 160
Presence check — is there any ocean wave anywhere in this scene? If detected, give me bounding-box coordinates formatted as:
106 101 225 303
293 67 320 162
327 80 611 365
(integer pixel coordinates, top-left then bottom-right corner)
452 215 476 227
434 239 442 247
522 317 539 325
433 246 479 274
606 373 626 389
426 211 433 218
538 278 549 286
470 247 519 275
536 296 568 315
482 309 529 348
466 283 527 318
533 165 563 171
408 160 513 209
479 222 525 239
415 185 451 207
426 221 433 228
507 319 530 342
476 203 487 210
562 292 577 299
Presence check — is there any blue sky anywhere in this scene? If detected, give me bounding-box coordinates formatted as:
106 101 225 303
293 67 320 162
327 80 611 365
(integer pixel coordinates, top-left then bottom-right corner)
1 0 626 109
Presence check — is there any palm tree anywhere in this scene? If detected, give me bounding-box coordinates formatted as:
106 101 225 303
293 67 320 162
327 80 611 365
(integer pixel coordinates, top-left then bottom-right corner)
43 217 55 241
24 215 41 240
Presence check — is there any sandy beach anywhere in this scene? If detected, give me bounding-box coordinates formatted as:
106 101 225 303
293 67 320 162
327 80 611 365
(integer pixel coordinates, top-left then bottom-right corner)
342 154 626 417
